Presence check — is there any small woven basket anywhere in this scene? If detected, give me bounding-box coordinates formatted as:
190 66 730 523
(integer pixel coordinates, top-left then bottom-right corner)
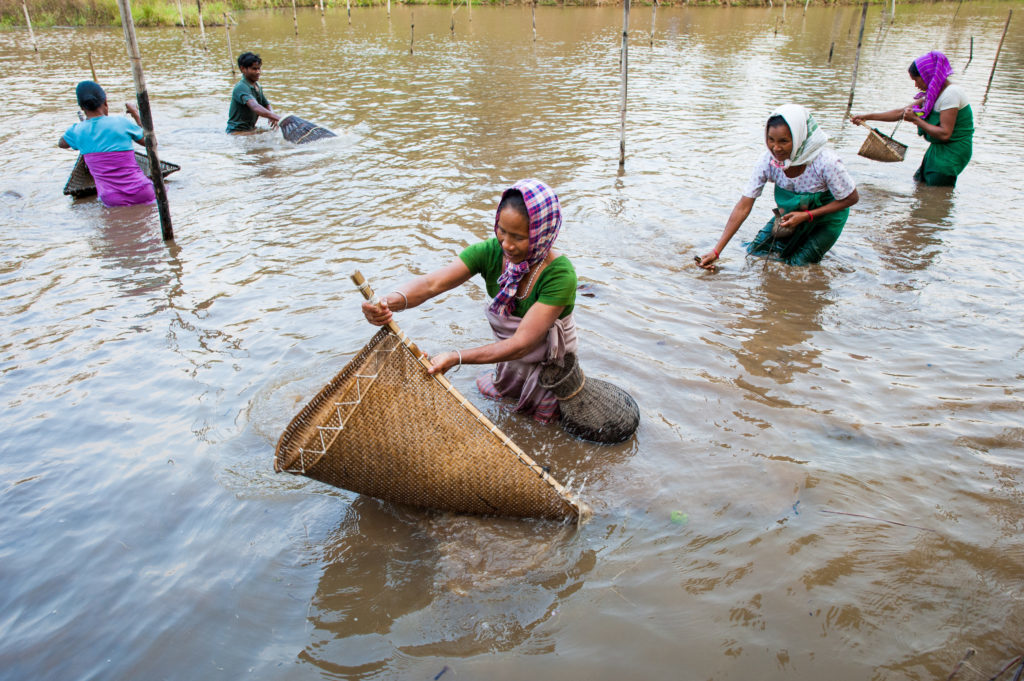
857 125 907 163
275 273 590 523
62 152 180 198
279 114 337 145
539 353 640 444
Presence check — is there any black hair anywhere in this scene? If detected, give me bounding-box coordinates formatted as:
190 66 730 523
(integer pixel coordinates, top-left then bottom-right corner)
238 52 262 69
908 61 920 78
76 80 107 111
766 115 789 133
497 189 529 223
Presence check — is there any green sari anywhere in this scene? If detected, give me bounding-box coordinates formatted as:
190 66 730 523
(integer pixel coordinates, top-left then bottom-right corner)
746 186 849 266
915 104 973 186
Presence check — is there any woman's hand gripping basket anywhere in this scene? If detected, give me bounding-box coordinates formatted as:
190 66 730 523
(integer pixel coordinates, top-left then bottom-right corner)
856 121 907 163
274 271 590 523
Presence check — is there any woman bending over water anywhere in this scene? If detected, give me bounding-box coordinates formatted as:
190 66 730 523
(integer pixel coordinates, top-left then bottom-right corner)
699 105 859 269
362 179 578 424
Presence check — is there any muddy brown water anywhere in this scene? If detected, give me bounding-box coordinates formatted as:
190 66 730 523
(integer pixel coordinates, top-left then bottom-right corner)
1 3 1023 679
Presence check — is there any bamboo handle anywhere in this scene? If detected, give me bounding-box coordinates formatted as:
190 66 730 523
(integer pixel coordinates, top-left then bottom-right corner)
351 270 428 364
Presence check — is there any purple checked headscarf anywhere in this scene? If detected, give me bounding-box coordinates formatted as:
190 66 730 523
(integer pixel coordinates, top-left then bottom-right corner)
489 179 562 317
912 51 953 118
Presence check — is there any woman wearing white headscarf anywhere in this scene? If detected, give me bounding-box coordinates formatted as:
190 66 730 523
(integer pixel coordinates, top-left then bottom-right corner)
698 105 859 268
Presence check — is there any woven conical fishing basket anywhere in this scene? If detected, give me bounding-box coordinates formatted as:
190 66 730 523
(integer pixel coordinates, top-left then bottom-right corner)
62 152 181 198
279 115 337 145
275 327 588 522
539 353 640 444
857 127 907 163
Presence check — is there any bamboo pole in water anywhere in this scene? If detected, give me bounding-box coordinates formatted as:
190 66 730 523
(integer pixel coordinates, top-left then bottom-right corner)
319 0 324 17
467 0 471 22
114 0 174 241
985 10 1012 96
618 0 630 167
846 2 868 110
650 0 657 47
450 0 455 36
346 0 351 26
828 41 834 63
387 0 391 19
196 0 207 46
292 0 299 35
175 0 185 28
532 0 537 43
88 50 98 82
21 1 38 52
409 10 414 54
803 0 809 16
963 36 973 73
224 14 235 78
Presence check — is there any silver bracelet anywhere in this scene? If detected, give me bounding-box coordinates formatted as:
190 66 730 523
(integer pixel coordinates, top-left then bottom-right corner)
451 349 463 373
390 290 408 311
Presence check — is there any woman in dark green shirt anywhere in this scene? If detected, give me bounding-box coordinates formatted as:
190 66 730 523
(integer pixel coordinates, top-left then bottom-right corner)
362 179 578 423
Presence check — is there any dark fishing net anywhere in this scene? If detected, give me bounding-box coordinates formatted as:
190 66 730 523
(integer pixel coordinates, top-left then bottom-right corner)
279 115 337 145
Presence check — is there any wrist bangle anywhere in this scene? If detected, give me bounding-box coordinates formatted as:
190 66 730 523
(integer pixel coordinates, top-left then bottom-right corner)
452 349 463 374
805 210 814 223
712 247 720 258
390 290 408 310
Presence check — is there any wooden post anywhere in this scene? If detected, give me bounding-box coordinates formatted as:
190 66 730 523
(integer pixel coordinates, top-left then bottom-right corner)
650 0 657 47
319 0 324 17
532 0 537 42
175 0 185 28
846 2 868 110
828 41 834 63
618 0 630 167
951 0 963 24
346 0 351 25
985 10 1012 95
450 0 455 36
467 0 471 22
803 0 809 16
963 35 973 73
196 0 207 46
224 14 235 77
387 0 391 19
409 10 414 54
292 0 299 34
114 0 174 241
88 49 98 82
21 1 38 52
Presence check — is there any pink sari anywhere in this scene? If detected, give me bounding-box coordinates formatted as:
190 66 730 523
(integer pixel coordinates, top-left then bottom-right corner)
475 308 578 423
84 151 156 207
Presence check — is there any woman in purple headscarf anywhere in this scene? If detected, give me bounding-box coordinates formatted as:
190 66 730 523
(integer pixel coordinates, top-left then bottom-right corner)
362 179 578 423
853 51 973 186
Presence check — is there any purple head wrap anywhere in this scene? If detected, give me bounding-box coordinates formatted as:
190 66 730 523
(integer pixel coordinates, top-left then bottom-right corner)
489 179 562 317
911 51 953 118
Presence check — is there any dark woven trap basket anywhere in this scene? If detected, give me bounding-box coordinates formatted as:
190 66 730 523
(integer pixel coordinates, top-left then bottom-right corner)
275 327 589 522
279 115 337 145
539 353 640 444
857 127 907 163
63 152 180 198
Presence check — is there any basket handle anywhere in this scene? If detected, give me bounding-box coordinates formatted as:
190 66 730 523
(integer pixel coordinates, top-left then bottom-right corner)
350 270 429 362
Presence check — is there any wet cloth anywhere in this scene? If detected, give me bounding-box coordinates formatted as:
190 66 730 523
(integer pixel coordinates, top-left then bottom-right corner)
747 185 849 265
459 238 576 319
770 104 830 169
489 179 562 317
914 85 973 186
912 51 954 118
226 78 270 133
476 309 578 423
62 116 154 207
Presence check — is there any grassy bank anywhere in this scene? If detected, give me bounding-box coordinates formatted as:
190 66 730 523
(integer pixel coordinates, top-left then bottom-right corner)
2 0 962 28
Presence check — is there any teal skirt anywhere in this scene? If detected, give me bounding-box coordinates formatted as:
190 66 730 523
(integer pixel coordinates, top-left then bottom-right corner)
746 186 849 266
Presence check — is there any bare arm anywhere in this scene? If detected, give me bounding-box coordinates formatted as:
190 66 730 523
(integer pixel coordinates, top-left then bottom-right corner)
851 108 905 125
246 99 281 128
906 106 958 142
698 195 755 269
58 136 71 149
361 258 475 326
427 301 565 375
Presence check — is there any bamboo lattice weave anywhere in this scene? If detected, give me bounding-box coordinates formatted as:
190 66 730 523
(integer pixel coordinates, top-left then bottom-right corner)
62 152 181 198
275 328 583 521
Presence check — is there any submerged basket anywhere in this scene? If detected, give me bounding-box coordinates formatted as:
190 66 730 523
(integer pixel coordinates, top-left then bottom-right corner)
539 353 640 444
275 325 589 522
857 126 907 163
62 152 180 198
279 114 337 145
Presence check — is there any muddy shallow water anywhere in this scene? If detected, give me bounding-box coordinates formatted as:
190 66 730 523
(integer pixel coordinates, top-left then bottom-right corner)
1 3 1023 679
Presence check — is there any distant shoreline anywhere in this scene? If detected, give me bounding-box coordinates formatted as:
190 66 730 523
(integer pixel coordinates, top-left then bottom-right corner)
2 0 968 30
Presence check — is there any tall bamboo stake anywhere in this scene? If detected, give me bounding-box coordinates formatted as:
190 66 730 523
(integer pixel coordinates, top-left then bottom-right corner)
803 0 809 16
346 0 351 25
846 2 868 110
828 41 834 63
618 0 630 167
292 0 299 34
175 0 185 28
114 0 174 241
196 0 207 46
387 0 391 19
985 10 1012 96
650 0 657 47
450 0 455 36
224 14 235 77
963 35 973 72
88 49 98 82
319 0 324 17
21 1 38 52
951 0 963 24
532 0 537 42
467 0 471 22
409 10 414 54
